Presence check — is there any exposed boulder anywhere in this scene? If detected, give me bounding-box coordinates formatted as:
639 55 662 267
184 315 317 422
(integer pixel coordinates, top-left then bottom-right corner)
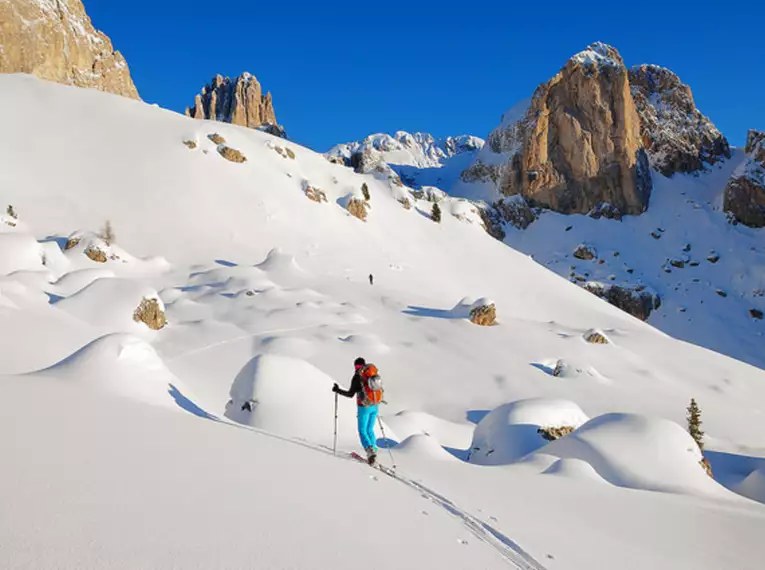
345 198 368 221
723 130 765 228
0 0 139 99
469 303 497 326
588 202 622 220
583 329 609 344
133 297 167 331
183 140 197 149
208 133 226 145
538 425 576 441
303 183 327 203
573 244 597 260
583 283 661 321
463 43 652 216
629 64 730 176
186 73 285 136
85 246 107 263
218 146 247 163
750 308 763 320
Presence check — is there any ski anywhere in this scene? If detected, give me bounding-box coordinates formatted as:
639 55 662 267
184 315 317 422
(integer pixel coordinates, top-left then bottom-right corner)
349 451 396 476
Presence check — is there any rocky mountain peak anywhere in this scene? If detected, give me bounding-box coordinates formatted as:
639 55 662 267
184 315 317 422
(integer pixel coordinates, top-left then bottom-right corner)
629 64 730 176
570 42 625 68
0 0 139 99
462 42 652 215
186 73 284 136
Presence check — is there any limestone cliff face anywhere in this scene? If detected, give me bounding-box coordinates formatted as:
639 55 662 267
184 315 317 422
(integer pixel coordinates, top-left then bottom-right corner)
186 73 283 135
0 0 139 99
629 64 730 176
464 43 652 215
724 130 765 228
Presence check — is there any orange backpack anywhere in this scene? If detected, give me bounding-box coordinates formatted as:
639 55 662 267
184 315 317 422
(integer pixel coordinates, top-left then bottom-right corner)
358 364 384 406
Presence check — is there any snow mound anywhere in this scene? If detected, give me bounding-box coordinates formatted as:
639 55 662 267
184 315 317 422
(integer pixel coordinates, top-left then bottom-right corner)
541 457 608 483
393 434 459 462
451 296 495 319
736 468 765 504
36 333 180 408
186 265 276 294
0 233 43 275
384 410 474 449
225 354 356 444
49 268 117 297
338 333 390 354
256 247 305 275
541 413 732 497
469 399 589 465
54 277 165 333
0 273 51 309
259 335 317 358
63 231 168 271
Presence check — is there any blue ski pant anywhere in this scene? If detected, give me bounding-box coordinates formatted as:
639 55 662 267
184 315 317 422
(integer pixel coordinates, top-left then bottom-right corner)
357 405 379 451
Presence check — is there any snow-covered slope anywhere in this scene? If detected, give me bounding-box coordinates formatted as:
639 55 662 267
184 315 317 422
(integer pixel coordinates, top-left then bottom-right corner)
327 131 484 190
486 152 765 369
1 74 765 570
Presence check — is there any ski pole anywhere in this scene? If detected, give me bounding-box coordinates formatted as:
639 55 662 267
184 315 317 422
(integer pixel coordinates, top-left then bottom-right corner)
377 415 396 471
333 392 339 456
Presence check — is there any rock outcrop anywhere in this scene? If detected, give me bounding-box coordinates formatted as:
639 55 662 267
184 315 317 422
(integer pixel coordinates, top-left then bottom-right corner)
583 329 609 344
463 43 652 216
583 282 661 321
186 73 284 136
133 297 167 331
0 0 139 99
218 146 247 163
629 65 730 176
723 130 765 228
469 303 497 326
538 426 576 441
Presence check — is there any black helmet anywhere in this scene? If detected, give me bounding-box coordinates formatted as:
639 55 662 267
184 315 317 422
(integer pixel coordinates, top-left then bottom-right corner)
354 357 366 367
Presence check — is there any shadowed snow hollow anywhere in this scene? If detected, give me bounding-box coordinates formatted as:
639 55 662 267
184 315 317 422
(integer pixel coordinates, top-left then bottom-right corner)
225 354 357 445
33 333 182 408
541 413 735 498
469 398 589 465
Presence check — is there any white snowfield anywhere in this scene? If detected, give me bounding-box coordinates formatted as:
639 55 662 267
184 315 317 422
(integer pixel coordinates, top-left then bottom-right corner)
0 74 764 570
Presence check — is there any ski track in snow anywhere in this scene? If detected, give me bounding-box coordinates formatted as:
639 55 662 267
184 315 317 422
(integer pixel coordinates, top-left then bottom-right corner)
177 385 546 570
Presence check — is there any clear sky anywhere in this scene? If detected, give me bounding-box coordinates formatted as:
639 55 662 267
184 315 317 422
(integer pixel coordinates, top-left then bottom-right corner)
85 0 763 151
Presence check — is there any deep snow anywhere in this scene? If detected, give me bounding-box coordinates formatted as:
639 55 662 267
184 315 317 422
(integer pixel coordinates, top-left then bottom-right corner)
1 74 764 570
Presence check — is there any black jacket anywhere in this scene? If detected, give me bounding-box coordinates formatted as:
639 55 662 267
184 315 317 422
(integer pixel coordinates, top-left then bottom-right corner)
336 371 362 399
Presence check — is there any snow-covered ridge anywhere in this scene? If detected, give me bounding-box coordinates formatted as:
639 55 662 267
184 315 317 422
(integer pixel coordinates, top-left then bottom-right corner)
327 131 484 169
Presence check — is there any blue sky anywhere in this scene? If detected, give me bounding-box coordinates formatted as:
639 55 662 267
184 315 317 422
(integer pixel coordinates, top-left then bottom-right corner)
85 0 763 151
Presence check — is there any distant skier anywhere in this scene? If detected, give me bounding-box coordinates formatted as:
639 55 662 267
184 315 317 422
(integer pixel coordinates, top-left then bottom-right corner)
333 357 384 465
369 273 374 285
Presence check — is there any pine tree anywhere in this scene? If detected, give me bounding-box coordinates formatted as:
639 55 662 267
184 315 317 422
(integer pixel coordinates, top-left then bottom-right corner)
431 202 442 223
361 182 370 201
100 220 115 246
686 398 705 450
6 205 17 219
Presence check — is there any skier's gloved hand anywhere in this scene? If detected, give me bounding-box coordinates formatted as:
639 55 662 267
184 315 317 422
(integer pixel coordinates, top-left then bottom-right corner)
332 383 339 393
